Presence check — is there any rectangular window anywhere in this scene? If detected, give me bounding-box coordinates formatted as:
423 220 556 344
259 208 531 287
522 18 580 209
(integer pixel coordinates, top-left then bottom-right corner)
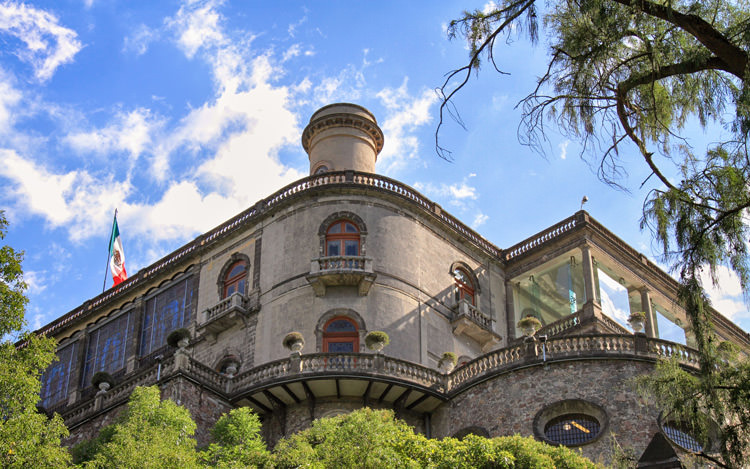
139 276 194 356
81 311 131 387
327 241 340 256
40 342 78 409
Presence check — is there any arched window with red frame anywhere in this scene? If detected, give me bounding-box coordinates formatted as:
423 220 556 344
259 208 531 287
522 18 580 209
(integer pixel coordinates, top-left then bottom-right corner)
325 220 360 257
322 316 359 352
453 267 475 305
223 260 247 298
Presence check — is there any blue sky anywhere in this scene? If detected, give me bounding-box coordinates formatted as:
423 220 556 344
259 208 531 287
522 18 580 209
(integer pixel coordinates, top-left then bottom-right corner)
0 0 747 334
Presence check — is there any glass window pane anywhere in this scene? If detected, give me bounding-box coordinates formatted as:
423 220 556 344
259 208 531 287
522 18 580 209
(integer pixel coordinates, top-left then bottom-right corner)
344 240 359 256
656 309 686 345
227 263 245 279
140 277 193 356
544 414 600 446
40 342 77 408
597 270 631 329
327 241 340 256
328 223 341 234
344 223 358 233
325 319 357 332
327 341 355 353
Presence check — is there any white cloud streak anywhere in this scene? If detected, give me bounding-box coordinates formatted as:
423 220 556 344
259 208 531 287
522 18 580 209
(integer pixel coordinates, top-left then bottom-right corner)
0 2 82 81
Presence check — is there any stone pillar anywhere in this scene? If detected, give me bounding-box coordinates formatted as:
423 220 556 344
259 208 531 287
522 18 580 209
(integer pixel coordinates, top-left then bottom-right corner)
580 244 598 305
67 330 87 405
505 281 516 341
639 288 657 338
126 298 145 373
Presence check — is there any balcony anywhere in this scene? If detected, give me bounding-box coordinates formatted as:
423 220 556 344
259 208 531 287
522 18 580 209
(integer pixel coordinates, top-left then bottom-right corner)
451 299 501 351
197 291 259 342
306 256 376 296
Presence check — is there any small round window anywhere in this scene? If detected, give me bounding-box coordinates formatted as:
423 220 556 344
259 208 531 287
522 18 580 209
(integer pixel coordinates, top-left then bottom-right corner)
544 414 600 446
662 422 704 453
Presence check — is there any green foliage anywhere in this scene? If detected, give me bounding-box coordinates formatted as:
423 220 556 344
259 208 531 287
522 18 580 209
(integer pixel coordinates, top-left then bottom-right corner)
167 327 191 347
282 331 304 350
0 211 70 468
91 371 114 388
273 408 599 469
200 407 271 468
441 351 458 365
0 210 28 337
81 386 199 469
364 330 390 350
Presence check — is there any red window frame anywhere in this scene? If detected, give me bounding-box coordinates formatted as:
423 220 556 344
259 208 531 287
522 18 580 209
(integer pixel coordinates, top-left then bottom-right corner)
325 220 360 256
322 316 359 352
454 268 475 305
223 261 247 298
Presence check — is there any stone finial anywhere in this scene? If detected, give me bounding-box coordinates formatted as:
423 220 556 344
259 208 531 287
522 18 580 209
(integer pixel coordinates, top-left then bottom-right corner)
302 103 384 175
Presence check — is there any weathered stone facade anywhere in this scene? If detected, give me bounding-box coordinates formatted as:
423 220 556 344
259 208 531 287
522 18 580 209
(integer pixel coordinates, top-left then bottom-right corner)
36 103 750 466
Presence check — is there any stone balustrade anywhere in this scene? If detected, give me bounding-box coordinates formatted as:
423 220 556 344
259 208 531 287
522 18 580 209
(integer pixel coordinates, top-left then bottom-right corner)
537 311 582 337
57 333 701 428
454 299 492 331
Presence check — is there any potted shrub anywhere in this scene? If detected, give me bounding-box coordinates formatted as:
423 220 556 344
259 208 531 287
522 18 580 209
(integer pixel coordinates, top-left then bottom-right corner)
365 331 390 352
283 332 305 353
167 328 191 348
628 311 647 333
439 352 457 373
91 371 114 392
517 315 543 337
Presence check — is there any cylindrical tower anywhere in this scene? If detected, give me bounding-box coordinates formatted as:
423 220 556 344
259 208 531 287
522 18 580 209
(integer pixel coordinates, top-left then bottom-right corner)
302 103 384 175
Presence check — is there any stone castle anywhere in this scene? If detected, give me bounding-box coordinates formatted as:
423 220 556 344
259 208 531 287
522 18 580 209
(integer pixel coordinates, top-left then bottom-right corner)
36 103 750 466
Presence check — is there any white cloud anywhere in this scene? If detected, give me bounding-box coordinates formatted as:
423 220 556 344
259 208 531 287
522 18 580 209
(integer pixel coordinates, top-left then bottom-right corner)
123 24 159 56
0 2 82 81
0 148 132 240
167 0 226 59
0 70 22 132
558 139 570 160
472 212 488 228
65 108 163 159
375 79 437 175
24 270 47 295
699 265 748 320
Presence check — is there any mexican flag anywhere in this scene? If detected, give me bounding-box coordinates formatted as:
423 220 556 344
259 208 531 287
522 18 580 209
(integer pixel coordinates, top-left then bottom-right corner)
109 217 127 285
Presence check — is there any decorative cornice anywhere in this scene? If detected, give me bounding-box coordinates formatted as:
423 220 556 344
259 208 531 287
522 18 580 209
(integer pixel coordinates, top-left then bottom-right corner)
302 112 384 155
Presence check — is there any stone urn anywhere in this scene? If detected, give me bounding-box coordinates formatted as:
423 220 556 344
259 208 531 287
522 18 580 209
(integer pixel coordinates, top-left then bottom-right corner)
283 332 305 353
517 316 542 337
365 331 390 353
167 328 191 349
91 371 114 394
629 312 646 333
439 352 457 373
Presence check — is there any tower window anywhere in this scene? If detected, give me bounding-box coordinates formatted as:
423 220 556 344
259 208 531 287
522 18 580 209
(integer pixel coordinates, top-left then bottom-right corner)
326 220 360 257
322 316 359 352
223 260 247 298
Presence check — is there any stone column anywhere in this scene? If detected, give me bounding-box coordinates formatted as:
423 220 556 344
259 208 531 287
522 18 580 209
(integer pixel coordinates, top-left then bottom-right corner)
580 244 598 305
505 280 516 341
639 288 657 338
126 298 145 373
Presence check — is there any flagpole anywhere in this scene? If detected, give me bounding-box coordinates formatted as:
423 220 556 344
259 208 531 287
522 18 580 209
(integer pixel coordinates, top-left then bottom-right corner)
102 209 117 293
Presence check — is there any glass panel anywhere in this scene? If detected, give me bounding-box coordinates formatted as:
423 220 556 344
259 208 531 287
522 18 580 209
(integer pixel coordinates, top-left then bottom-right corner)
227 263 245 279
225 283 237 297
544 414 600 446
327 223 341 234
140 277 194 356
597 270 631 329
40 342 77 408
327 341 355 353
315 165 328 174
454 269 470 285
344 222 358 233
325 319 357 332
82 312 131 386
655 309 686 345
663 423 703 452
513 256 585 335
344 240 359 256
327 241 340 256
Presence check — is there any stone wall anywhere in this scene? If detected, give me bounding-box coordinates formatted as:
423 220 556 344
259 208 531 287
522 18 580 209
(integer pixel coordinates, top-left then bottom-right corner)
432 358 662 465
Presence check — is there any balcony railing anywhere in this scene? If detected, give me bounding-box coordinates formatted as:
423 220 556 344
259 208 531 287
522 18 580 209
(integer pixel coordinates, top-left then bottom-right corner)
451 299 499 351
307 256 376 296
198 291 259 341
57 333 701 427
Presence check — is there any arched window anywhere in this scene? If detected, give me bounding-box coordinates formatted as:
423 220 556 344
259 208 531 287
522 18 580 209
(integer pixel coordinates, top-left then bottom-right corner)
314 165 329 174
223 260 247 298
322 316 359 352
326 220 360 257
453 267 475 305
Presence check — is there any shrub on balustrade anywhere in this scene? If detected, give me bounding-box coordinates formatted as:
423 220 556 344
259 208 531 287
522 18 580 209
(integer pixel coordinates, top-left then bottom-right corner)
282 332 305 352
200 407 271 468
364 331 390 351
91 371 114 390
166 328 191 348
